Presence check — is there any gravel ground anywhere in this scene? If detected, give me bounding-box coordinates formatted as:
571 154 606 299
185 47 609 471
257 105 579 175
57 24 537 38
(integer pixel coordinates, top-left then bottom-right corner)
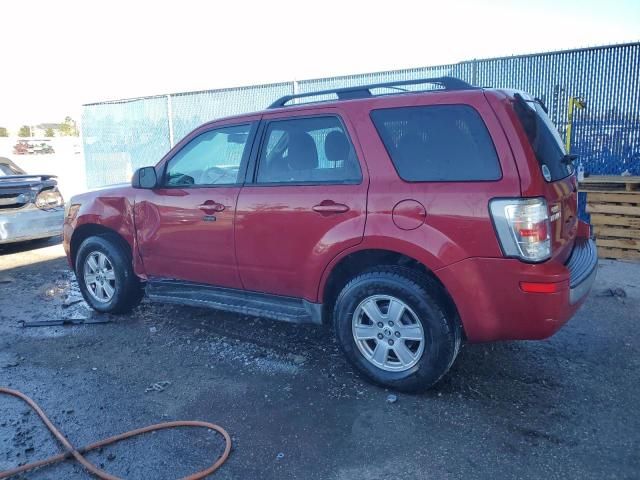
0 238 639 479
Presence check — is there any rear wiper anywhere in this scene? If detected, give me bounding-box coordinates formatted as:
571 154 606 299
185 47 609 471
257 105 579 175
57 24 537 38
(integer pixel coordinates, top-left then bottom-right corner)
534 97 549 114
561 154 578 165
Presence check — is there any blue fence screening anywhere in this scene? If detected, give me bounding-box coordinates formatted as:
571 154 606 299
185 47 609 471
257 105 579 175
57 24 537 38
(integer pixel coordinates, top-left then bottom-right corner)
82 42 640 191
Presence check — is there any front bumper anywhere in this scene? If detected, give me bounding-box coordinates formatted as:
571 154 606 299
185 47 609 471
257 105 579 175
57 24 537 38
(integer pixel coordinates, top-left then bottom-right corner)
0 205 64 244
436 233 598 343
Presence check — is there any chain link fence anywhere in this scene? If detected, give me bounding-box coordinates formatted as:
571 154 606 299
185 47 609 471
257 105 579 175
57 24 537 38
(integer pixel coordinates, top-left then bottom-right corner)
82 42 640 189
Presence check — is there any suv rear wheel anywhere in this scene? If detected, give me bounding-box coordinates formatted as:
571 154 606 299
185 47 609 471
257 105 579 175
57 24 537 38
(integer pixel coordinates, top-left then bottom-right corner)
76 234 143 314
333 266 461 392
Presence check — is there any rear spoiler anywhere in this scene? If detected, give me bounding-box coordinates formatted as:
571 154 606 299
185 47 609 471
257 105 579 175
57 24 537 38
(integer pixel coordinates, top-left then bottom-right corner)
0 175 59 193
0 174 58 181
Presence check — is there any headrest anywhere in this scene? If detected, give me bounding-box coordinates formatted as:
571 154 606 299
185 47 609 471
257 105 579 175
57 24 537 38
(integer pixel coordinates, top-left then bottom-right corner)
325 130 350 162
287 132 318 170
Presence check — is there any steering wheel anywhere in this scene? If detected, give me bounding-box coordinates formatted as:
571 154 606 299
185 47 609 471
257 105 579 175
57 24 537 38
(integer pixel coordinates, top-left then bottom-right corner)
200 166 235 185
168 173 195 186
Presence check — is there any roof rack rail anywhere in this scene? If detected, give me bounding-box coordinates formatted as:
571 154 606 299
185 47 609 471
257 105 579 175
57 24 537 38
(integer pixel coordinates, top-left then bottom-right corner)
268 76 474 109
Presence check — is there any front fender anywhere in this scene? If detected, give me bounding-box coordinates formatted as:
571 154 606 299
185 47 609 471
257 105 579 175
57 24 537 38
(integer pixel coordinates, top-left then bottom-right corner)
64 188 141 273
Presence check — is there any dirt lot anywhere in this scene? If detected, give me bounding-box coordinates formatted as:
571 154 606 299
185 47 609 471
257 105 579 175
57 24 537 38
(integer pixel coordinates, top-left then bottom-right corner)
1 238 639 480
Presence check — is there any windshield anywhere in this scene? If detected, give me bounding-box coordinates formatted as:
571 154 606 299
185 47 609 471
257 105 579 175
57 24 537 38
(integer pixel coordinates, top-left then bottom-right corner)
513 93 571 182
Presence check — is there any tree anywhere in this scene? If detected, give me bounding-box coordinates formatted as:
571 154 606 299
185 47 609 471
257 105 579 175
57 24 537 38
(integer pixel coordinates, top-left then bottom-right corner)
0 127 8 137
45 128 55 137
18 125 31 137
59 116 79 136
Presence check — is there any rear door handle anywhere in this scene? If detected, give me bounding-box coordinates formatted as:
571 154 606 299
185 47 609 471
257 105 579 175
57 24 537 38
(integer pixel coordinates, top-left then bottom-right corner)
312 200 350 214
198 200 225 212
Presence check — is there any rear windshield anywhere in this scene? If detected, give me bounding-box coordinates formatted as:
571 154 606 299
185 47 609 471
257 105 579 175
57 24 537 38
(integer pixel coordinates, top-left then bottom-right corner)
513 93 571 182
0 163 21 176
370 105 501 182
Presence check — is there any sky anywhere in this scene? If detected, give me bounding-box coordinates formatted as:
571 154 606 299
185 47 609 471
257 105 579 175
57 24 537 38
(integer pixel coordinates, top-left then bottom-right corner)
0 0 638 127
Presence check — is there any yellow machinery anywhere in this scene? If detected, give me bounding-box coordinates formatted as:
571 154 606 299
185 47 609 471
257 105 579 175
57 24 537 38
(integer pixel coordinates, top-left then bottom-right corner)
565 96 587 153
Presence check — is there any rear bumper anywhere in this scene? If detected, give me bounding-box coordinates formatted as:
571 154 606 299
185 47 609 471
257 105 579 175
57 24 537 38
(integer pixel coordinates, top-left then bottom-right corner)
437 233 597 343
566 237 598 305
0 205 64 244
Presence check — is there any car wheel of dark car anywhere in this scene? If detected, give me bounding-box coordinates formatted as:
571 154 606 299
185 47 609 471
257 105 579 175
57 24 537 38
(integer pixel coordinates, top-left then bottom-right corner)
333 266 461 392
76 234 143 314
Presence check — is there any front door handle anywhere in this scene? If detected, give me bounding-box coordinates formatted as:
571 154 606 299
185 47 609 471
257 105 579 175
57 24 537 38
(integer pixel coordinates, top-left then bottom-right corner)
198 200 225 212
312 200 350 214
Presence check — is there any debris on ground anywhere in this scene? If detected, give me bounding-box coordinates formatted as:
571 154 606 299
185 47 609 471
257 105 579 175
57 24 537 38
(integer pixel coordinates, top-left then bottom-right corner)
599 287 628 300
149 326 158 333
288 353 306 365
40 280 70 300
276 452 285 460
62 298 84 309
18 317 110 327
386 394 398 404
0 353 21 369
145 381 171 393
609 288 627 298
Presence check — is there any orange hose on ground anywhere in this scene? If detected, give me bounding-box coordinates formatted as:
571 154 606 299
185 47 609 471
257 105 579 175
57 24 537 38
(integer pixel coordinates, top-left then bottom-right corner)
0 387 231 479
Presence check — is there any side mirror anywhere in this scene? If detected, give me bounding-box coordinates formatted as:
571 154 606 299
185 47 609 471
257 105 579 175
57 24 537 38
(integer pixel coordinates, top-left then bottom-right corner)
132 167 158 189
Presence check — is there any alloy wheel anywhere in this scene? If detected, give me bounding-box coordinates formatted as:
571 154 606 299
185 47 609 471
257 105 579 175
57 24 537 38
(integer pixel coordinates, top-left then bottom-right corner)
352 295 425 372
83 251 116 303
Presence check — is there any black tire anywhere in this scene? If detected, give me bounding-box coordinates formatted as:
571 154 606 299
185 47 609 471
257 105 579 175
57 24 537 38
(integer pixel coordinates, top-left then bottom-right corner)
333 266 461 392
75 233 143 314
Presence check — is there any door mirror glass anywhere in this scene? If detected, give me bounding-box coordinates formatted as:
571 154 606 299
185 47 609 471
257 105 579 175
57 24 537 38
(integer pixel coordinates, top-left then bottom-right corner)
132 166 158 189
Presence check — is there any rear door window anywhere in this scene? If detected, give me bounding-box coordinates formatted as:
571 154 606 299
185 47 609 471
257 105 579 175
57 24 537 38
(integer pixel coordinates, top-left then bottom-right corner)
256 116 362 184
513 93 571 182
370 105 501 182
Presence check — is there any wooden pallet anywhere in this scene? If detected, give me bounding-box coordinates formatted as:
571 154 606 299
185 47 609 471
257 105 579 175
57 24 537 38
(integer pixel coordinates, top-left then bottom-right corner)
582 176 640 261
596 247 640 261
579 175 640 192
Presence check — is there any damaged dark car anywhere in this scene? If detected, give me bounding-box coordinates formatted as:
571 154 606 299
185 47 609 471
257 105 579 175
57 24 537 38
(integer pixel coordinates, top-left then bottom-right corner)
0 157 64 245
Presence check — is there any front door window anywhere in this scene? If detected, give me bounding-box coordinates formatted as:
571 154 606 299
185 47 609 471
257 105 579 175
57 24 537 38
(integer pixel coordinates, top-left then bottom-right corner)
165 124 251 187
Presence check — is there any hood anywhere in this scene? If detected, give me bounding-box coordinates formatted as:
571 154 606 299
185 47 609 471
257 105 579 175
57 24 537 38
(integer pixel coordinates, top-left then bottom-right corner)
69 183 133 205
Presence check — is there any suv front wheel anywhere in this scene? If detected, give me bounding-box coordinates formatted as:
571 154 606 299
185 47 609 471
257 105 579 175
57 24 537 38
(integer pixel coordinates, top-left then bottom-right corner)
333 266 461 392
76 234 143 314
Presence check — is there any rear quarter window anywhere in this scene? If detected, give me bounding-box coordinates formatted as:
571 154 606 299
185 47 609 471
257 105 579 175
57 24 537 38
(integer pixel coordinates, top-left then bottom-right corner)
370 105 501 182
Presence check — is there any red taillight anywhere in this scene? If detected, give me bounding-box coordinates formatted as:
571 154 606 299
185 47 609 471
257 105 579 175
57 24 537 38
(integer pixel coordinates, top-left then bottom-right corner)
516 221 548 241
519 281 565 293
490 198 551 262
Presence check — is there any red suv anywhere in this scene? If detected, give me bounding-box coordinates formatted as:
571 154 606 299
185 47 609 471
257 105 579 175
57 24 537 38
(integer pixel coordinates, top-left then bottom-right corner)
64 77 597 391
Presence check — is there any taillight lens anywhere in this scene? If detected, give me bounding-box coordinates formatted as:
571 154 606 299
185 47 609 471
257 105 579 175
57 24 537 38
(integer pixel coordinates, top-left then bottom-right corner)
490 198 551 262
